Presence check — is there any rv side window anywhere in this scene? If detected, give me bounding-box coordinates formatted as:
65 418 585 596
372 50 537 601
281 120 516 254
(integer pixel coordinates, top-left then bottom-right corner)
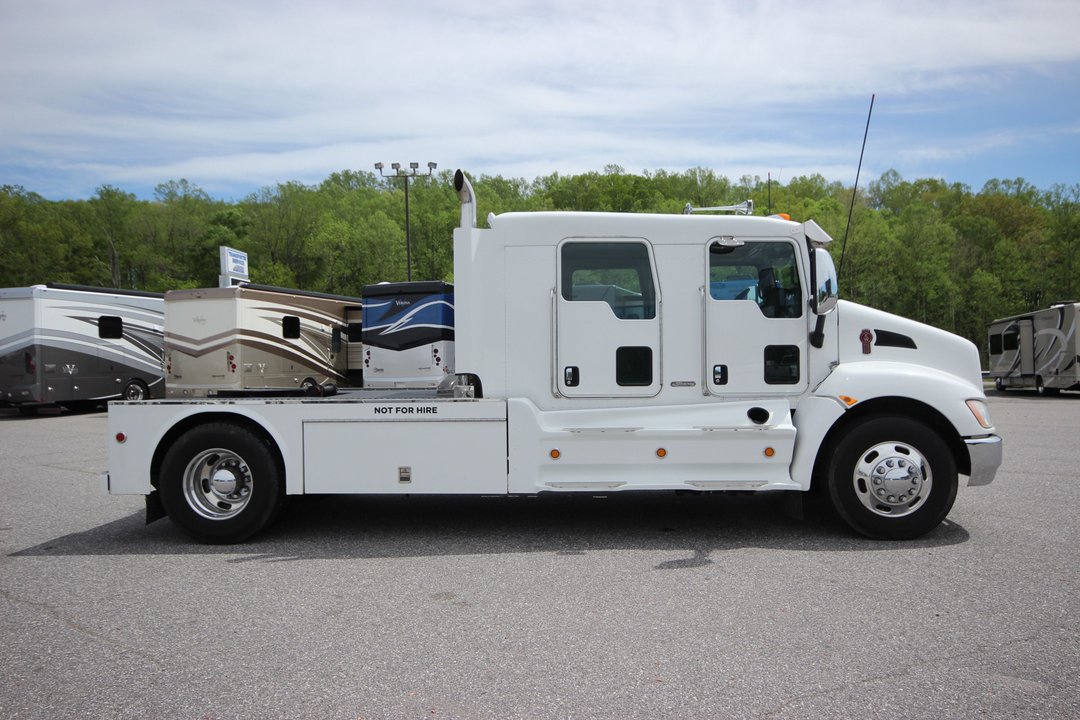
1002 330 1019 352
282 316 301 339
331 328 342 354
98 316 123 339
561 241 656 320
346 323 362 343
709 241 803 318
989 334 1003 355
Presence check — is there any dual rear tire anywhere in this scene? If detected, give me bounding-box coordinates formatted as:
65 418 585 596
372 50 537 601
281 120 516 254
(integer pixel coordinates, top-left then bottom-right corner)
159 423 284 543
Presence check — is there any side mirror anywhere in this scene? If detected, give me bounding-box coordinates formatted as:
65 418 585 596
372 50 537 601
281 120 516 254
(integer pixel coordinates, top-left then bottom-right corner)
812 248 838 315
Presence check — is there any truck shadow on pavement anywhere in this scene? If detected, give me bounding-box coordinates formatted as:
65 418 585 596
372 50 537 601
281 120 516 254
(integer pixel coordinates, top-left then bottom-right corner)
11 492 970 566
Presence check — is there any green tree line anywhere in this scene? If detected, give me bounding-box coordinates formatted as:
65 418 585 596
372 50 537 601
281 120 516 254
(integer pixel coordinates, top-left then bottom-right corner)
2 166 1077 360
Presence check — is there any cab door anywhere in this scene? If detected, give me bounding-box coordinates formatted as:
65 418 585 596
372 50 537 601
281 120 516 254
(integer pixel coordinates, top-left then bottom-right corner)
704 237 808 397
556 239 661 398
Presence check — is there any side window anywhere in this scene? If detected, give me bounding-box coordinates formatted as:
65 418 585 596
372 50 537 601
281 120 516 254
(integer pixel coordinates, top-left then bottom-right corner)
709 241 803 318
989 334 1003 355
1002 330 1019 352
282 316 301 339
561 241 656 319
98 316 123 339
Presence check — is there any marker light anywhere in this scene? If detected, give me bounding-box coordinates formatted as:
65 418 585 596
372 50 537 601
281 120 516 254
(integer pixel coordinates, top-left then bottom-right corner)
966 400 994 429
839 395 859 407
656 448 667 458
764 447 775 457
115 433 127 443
550 449 561 459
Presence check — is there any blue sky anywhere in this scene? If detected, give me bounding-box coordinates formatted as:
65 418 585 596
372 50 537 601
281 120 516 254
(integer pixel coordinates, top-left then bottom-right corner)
2 0 1078 201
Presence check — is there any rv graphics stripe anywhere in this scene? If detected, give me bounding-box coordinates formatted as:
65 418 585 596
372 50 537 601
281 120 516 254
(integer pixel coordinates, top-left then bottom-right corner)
167 329 342 379
362 297 455 352
70 315 164 363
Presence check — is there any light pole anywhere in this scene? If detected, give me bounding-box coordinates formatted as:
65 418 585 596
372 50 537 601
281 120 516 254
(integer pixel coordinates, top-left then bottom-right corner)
375 161 437 281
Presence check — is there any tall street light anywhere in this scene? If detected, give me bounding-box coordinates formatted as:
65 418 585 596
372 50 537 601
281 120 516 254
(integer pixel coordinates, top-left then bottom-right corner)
374 161 437 281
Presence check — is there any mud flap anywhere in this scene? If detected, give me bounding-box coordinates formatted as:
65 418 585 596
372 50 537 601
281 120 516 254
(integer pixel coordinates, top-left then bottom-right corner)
145 491 166 524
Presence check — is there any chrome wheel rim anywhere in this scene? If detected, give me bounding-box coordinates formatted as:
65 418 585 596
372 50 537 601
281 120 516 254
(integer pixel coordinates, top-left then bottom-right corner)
124 383 146 400
182 448 253 520
852 441 931 518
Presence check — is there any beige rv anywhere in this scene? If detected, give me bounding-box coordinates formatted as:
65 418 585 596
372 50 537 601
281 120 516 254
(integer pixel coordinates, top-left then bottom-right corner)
164 284 363 397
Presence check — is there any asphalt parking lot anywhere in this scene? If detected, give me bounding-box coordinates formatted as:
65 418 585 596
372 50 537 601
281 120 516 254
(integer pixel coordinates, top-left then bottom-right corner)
1 391 1077 719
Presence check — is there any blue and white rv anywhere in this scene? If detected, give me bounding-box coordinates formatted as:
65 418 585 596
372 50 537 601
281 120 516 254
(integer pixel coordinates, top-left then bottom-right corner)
361 281 454 389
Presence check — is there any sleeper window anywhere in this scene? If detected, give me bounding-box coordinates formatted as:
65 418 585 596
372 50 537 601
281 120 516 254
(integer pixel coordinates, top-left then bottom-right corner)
561 242 656 320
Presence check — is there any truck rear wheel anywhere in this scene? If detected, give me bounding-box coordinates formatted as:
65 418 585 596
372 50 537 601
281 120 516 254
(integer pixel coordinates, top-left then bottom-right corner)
826 415 957 540
158 422 283 543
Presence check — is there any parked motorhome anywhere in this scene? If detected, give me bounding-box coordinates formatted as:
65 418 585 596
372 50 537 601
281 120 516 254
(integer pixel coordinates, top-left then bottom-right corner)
0 283 164 410
987 302 1080 394
163 284 363 397
104 171 1000 543
361 281 454 388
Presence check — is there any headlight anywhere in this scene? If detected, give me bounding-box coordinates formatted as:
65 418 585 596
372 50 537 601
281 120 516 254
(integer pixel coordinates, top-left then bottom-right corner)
966 399 993 429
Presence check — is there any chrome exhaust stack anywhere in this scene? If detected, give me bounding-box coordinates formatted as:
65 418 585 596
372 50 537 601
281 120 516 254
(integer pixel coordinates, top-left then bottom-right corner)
454 169 476 229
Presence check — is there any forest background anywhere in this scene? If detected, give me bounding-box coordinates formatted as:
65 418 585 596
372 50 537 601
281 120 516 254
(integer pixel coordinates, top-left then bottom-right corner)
2 166 1077 365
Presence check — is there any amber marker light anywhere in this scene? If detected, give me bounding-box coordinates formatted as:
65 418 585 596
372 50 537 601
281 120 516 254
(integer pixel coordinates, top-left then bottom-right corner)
839 395 859 407
966 399 994 429
764 447 775 457
656 448 668 458
115 432 127 443
550 449 561 460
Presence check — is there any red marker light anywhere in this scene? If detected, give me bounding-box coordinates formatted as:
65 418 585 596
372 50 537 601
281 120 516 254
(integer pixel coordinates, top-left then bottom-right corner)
115 433 127 443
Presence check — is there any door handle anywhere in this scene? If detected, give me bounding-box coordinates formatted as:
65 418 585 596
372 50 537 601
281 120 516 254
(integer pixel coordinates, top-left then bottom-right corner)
564 366 580 387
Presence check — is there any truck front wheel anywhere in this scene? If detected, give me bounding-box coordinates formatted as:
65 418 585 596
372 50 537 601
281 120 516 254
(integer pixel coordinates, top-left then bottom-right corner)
159 422 283 543
826 415 958 540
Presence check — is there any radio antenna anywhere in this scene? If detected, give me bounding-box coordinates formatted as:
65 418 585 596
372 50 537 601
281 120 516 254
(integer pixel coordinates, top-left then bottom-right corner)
837 93 875 279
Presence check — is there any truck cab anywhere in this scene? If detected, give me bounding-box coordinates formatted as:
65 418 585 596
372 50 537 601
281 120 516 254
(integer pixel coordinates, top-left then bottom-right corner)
451 170 1000 537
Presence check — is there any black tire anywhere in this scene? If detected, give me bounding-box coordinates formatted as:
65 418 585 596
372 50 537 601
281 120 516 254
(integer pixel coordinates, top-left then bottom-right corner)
122 379 149 401
1036 377 1059 397
158 422 284 543
826 415 958 540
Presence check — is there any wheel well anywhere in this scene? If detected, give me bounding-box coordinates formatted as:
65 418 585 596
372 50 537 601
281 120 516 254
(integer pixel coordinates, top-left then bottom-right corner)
810 396 970 488
149 413 285 492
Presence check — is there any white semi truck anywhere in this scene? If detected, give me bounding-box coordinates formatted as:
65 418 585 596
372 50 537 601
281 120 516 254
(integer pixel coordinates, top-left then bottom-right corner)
102 171 1002 543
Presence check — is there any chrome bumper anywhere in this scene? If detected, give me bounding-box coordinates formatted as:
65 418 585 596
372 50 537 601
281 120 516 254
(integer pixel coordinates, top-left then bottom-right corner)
965 435 1002 486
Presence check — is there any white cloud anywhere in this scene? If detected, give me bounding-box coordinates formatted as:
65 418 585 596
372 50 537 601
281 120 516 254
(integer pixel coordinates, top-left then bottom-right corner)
2 0 1079 197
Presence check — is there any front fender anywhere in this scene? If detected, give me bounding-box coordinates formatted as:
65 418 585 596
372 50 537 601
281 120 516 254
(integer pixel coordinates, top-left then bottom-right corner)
814 361 992 438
